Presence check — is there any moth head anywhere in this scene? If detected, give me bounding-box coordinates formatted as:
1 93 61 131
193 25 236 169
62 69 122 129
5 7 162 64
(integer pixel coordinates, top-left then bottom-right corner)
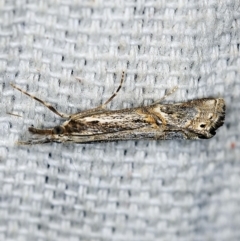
16 125 67 145
28 125 66 135
52 125 66 135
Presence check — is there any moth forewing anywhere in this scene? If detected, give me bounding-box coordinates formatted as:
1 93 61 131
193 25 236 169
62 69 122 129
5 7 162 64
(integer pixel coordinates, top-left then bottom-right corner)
11 79 225 144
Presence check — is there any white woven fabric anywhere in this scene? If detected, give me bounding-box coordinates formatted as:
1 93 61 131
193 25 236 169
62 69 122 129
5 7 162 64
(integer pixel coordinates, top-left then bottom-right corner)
0 0 240 240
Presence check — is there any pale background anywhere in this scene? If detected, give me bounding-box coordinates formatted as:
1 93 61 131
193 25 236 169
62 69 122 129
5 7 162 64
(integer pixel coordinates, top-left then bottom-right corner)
0 0 240 240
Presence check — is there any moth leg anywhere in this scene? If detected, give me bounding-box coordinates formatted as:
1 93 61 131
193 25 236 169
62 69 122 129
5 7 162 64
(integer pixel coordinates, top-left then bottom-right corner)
152 86 178 105
96 71 125 109
11 84 70 119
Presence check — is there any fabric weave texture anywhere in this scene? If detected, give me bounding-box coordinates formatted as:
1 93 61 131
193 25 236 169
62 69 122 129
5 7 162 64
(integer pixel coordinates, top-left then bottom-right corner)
0 0 240 241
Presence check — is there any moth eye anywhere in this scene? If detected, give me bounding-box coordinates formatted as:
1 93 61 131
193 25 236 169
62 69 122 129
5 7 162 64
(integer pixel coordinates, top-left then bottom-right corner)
53 125 65 134
200 123 206 128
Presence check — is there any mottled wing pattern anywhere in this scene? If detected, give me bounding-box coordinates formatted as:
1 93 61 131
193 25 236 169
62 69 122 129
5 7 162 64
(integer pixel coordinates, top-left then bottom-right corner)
11 82 225 144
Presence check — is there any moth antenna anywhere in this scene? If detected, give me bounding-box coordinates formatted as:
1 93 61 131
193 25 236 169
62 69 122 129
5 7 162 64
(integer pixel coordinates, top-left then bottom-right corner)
152 86 178 105
11 83 70 119
99 71 125 109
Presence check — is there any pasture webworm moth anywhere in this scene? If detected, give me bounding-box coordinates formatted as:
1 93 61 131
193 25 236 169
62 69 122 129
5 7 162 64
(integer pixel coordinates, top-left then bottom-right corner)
11 72 225 144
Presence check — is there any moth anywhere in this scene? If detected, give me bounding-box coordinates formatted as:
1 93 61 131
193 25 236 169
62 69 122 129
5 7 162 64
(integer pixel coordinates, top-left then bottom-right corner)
11 72 225 144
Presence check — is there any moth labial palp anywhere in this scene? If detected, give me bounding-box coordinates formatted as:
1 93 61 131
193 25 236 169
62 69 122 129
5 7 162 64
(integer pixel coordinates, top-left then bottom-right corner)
11 72 225 145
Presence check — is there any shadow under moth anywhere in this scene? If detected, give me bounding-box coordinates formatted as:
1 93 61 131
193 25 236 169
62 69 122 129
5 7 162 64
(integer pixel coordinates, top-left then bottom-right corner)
11 72 225 145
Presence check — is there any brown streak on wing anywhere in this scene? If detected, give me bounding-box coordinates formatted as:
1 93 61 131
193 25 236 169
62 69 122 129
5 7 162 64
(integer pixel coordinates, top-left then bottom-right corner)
64 108 154 135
